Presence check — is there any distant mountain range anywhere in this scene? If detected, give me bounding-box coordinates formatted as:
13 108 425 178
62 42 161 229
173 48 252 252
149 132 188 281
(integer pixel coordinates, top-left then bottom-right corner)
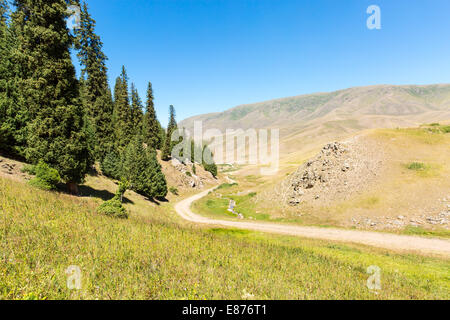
180 84 450 157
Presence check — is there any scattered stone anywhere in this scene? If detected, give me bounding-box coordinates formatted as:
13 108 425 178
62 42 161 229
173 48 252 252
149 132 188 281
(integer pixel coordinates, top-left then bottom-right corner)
275 138 385 207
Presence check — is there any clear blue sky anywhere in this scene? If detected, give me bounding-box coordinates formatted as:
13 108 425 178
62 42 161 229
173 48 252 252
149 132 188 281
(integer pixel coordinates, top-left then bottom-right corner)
77 0 450 126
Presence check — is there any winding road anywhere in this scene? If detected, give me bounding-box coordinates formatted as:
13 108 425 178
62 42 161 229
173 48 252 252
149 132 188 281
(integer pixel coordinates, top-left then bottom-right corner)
175 186 450 257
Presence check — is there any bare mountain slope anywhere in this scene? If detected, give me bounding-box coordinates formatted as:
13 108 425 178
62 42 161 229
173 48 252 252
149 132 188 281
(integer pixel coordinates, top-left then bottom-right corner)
180 84 450 157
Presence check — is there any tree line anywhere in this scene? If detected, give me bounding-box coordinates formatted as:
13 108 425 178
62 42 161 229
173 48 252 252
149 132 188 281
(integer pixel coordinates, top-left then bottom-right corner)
0 0 216 201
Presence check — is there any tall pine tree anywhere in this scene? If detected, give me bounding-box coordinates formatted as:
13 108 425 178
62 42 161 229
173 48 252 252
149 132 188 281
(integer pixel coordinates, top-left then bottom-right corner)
113 66 133 152
130 83 143 136
141 81 162 150
12 0 92 188
0 0 11 152
161 105 178 160
75 2 114 161
0 0 27 157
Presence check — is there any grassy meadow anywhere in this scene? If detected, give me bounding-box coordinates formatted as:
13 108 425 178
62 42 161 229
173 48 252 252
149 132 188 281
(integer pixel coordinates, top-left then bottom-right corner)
0 175 449 300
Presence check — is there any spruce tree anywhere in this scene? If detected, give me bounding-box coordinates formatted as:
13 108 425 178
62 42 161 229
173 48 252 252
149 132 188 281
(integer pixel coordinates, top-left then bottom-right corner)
161 128 171 161
123 136 167 199
142 81 163 150
0 0 6 20
113 76 123 109
0 1 26 157
130 83 144 136
161 105 178 160
202 145 218 177
75 2 114 161
0 0 11 152
12 0 92 187
113 66 133 152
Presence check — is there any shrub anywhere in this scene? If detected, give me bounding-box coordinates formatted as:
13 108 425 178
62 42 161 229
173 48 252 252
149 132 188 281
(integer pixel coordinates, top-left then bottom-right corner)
114 179 130 202
28 161 60 190
97 198 128 219
185 171 192 177
202 145 218 177
192 164 196 175
441 126 450 133
203 163 218 178
21 164 36 175
101 152 122 180
406 162 426 171
169 186 179 195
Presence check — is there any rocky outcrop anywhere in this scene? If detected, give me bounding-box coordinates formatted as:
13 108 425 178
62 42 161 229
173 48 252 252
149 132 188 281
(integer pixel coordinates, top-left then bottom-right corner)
165 157 214 190
277 137 385 206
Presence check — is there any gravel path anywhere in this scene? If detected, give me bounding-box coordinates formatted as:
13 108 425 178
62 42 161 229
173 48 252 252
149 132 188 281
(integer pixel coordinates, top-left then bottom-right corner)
175 187 450 258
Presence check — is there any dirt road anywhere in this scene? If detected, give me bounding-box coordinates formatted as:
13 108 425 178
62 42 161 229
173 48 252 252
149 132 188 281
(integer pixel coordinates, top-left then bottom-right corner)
175 187 450 257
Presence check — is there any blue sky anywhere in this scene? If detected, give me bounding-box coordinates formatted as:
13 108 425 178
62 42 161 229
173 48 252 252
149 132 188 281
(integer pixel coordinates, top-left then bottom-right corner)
76 0 450 126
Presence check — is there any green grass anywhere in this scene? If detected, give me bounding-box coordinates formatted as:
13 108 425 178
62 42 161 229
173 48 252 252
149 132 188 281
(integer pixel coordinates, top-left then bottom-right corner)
1 176 449 300
244 175 263 183
422 123 450 134
216 183 238 190
403 162 440 177
194 190 271 221
169 186 179 195
209 228 251 236
442 126 450 133
358 196 381 208
375 127 447 145
406 162 427 171
402 226 450 238
218 164 243 174
202 198 234 217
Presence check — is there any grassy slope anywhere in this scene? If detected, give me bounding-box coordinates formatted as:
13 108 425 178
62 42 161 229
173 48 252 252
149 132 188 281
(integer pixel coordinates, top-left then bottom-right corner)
1 175 449 300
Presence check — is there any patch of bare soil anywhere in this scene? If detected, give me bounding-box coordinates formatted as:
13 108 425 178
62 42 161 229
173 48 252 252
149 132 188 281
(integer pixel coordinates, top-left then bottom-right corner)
348 201 450 231
275 136 386 206
0 157 31 182
159 156 217 191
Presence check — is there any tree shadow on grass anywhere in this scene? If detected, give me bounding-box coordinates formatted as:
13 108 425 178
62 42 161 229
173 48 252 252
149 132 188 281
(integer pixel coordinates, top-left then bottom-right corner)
78 185 134 204
146 196 168 206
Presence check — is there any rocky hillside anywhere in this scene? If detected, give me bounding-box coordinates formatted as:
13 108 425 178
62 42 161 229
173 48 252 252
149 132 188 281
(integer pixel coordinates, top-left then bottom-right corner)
260 125 450 232
160 156 217 192
274 137 385 206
